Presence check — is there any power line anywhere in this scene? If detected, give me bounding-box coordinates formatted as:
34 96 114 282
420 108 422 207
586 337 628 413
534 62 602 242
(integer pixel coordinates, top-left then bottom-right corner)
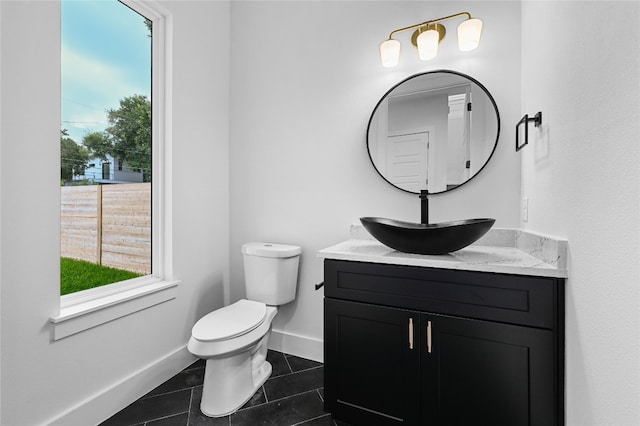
61 120 106 125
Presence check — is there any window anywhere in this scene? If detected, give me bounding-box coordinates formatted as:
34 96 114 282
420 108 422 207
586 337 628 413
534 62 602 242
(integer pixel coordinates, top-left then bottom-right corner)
60 0 151 294
52 0 176 340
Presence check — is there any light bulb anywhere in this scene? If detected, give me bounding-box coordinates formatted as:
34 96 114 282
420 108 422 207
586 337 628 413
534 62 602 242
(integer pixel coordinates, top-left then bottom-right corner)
458 18 483 51
417 29 439 61
380 39 400 68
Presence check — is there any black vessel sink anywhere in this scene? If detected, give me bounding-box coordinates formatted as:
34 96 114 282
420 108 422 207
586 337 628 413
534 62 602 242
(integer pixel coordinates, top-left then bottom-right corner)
360 217 496 255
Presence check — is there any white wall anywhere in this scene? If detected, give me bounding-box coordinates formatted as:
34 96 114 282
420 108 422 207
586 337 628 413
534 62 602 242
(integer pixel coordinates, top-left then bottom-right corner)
229 1 521 360
0 1 230 424
7 1 635 425
521 2 640 425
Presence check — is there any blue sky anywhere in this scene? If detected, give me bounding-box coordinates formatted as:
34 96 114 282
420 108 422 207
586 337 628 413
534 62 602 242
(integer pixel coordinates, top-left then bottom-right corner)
61 0 151 144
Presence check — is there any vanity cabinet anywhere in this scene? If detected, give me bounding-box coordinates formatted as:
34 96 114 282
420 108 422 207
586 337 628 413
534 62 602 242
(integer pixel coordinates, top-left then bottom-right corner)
323 259 565 426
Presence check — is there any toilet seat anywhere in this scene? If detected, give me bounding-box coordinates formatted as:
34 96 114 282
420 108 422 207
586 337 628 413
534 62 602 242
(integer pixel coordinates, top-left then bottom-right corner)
192 299 267 342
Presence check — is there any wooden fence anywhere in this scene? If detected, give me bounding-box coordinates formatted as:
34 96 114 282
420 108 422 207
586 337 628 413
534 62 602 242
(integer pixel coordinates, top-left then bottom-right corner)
61 183 151 274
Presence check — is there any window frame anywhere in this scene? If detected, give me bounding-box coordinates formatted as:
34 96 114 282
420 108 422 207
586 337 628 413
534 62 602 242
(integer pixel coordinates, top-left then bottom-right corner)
51 0 177 340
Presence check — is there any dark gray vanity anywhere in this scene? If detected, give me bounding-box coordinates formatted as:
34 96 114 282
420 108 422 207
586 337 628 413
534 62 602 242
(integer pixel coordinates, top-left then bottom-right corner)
318 234 567 426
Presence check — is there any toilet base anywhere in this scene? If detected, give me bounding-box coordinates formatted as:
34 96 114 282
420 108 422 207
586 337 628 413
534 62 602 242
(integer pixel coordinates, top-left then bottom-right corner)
199 332 273 417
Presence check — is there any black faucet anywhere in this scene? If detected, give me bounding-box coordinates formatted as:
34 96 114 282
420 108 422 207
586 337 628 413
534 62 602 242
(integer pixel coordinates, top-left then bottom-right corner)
420 189 429 225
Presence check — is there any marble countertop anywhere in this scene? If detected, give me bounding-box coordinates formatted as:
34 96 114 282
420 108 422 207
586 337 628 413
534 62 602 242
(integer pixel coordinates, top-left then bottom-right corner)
317 226 568 278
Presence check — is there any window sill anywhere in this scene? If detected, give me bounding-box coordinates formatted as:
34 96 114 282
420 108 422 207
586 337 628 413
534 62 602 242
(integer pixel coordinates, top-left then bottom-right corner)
50 277 179 340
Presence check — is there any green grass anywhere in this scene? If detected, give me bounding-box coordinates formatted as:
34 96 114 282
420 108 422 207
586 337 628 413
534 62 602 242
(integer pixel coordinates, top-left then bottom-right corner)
60 257 143 295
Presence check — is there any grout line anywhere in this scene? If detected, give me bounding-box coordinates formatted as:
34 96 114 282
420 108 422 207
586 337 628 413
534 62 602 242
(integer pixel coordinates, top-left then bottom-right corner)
246 365 323 411
316 388 324 402
182 363 205 373
141 387 192 401
186 388 194 425
140 410 189 425
279 365 324 377
289 364 323 374
268 365 322 382
290 413 332 426
238 388 323 412
283 352 294 374
141 370 205 400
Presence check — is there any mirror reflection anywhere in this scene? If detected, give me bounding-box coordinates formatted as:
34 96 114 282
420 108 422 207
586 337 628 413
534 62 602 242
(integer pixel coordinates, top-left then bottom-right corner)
367 70 500 194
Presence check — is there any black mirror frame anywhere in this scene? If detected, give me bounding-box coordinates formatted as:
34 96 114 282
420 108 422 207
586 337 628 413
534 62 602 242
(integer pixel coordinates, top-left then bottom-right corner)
366 69 501 195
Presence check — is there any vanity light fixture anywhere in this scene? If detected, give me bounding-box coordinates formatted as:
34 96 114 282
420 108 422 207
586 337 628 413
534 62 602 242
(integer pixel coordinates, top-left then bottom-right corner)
380 12 483 68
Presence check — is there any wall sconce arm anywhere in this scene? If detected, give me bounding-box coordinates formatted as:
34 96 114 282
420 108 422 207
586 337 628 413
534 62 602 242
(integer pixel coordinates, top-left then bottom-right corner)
387 12 472 41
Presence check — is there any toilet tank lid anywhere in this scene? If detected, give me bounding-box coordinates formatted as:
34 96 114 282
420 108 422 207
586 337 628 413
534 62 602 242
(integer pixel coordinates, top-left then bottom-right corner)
192 299 266 342
242 242 301 258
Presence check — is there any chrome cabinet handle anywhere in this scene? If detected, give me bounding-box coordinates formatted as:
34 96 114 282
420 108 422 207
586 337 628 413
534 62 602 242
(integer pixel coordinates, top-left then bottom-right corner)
409 318 414 349
426 320 432 353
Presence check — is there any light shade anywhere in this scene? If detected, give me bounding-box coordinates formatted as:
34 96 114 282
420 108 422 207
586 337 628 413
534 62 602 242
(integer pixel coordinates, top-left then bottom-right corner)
457 18 483 51
380 39 401 68
417 29 439 61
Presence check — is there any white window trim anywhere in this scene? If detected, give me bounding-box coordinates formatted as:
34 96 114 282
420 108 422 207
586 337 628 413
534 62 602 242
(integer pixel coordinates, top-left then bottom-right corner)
51 0 176 340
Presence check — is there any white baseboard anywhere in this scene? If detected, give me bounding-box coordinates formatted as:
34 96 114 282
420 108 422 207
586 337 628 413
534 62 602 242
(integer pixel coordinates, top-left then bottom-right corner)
46 333 322 425
268 329 324 363
47 345 196 426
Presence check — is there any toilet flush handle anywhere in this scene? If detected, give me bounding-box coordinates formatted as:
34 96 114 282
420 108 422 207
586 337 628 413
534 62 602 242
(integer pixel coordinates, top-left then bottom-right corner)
315 282 324 290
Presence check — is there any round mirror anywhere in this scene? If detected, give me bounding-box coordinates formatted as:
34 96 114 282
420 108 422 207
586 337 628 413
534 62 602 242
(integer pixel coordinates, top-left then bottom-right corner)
366 70 500 194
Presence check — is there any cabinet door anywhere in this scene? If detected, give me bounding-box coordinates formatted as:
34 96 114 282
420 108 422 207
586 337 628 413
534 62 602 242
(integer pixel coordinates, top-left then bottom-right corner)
421 313 556 426
325 298 421 425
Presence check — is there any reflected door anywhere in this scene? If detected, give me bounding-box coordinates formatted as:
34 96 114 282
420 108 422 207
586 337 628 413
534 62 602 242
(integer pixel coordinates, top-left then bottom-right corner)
385 132 429 193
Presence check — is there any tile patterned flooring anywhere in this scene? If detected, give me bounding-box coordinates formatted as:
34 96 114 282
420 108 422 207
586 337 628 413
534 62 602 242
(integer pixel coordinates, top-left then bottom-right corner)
99 351 337 426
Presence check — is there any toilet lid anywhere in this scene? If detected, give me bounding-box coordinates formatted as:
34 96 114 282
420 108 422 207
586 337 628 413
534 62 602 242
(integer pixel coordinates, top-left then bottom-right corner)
192 299 267 342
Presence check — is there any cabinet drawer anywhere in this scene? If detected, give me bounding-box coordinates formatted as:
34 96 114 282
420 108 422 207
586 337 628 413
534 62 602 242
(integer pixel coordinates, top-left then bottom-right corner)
324 259 560 329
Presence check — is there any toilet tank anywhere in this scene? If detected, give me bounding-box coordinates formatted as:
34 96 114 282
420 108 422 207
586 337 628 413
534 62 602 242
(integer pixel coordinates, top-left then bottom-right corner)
241 242 301 306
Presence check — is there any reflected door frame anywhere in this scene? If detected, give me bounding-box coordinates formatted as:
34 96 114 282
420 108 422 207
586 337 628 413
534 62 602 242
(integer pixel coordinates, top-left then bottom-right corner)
386 127 434 193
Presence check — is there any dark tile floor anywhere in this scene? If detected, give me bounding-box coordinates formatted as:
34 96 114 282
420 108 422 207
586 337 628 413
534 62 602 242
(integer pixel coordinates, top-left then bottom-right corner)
100 351 337 426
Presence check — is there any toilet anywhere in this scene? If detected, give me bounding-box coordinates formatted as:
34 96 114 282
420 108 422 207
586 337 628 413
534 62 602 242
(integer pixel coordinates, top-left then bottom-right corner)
187 242 301 417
